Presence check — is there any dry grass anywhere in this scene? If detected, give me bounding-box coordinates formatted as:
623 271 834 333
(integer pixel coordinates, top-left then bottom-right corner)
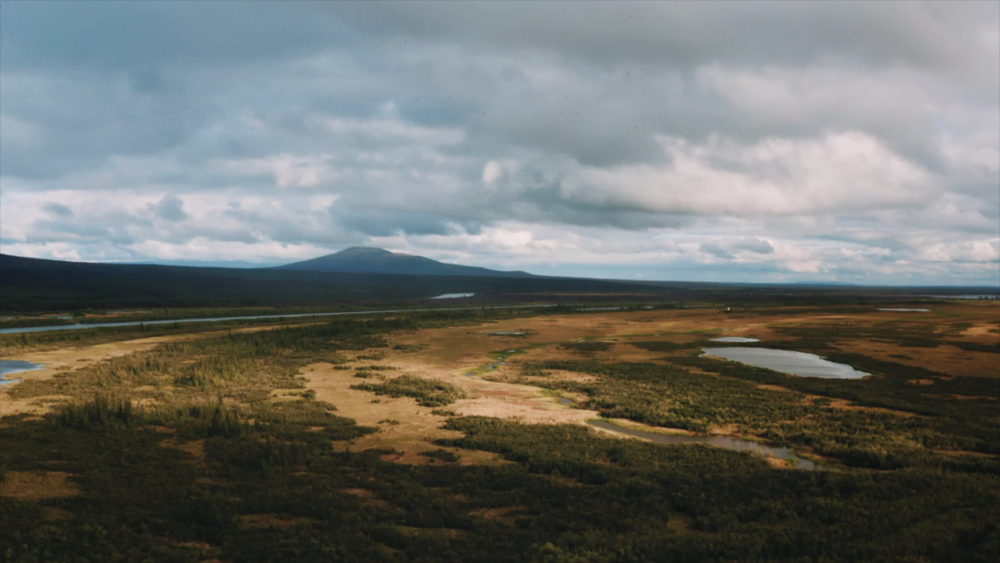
0 471 80 500
159 438 207 466
470 506 526 520
831 340 998 379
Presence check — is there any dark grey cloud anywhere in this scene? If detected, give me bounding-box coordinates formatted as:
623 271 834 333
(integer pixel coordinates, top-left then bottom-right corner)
152 194 187 222
42 202 73 217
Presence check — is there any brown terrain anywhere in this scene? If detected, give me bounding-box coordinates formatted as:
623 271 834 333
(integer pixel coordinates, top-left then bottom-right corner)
3 302 997 469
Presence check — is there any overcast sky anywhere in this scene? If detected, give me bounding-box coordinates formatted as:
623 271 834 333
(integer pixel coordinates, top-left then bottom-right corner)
1 1 997 285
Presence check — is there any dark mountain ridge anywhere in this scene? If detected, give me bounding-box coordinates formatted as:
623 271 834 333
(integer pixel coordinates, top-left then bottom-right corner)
0 253 655 312
276 247 536 278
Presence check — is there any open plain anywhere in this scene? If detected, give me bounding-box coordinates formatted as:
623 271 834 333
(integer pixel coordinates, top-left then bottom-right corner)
2 300 998 561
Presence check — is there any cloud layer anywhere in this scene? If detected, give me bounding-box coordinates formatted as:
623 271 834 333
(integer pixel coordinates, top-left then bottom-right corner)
1 1 997 284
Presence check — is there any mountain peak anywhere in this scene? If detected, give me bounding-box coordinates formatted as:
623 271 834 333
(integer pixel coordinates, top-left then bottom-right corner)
334 247 393 257
277 247 535 278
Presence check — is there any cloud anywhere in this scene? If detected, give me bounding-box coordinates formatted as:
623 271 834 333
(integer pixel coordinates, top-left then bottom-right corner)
0 1 996 285
482 161 502 187
152 194 187 222
42 202 73 217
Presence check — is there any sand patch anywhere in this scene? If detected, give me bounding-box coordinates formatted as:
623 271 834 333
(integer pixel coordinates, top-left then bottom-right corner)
302 354 602 465
1 471 80 500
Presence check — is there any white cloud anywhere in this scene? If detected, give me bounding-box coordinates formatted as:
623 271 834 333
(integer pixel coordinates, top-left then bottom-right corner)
212 153 335 189
482 160 502 187
571 132 934 216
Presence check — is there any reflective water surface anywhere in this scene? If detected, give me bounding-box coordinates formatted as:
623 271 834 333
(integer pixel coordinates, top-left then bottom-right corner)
0 304 555 335
0 360 45 386
710 337 760 343
702 347 870 379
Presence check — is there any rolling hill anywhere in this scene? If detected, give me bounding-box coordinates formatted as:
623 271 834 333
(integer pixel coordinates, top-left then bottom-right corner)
276 247 536 278
0 253 656 311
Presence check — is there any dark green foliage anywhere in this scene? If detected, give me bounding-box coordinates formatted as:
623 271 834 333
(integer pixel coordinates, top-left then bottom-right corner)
393 344 426 353
522 356 1000 470
420 449 459 462
950 340 1000 354
668 354 1000 462
56 394 136 429
352 375 466 407
559 341 613 354
356 351 388 360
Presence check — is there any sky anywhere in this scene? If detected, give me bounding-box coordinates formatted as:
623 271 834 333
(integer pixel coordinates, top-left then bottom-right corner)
0 1 998 285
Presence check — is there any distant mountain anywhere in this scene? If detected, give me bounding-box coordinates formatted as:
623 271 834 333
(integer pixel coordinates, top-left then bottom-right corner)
276 247 537 278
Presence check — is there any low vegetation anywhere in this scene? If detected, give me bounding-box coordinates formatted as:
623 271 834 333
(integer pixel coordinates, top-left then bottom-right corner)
2 303 998 561
352 375 466 407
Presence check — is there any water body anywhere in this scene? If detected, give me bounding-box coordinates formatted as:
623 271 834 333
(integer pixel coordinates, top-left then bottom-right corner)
486 331 525 336
924 294 999 300
577 307 621 311
0 360 44 386
559 397 574 406
878 308 930 312
588 420 820 470
0 304 556 335
703 348 869 379
710 337 760 343
429 293 475 299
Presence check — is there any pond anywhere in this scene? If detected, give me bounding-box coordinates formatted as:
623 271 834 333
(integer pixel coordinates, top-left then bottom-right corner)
702 347 870 379
429 293 475 299
710 337 760 343
485 331 525 336
588 420 820 470
577 307 621 311
878 308 930 312
0 360 45 386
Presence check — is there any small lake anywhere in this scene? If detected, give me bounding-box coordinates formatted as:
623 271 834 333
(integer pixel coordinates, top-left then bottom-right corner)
878 308 930 312
924 294 999 300
429 293 475 299
710 337 760 343
577 307 622 311
0 360 45 386
702 347 870 379
486 331 525 336
588 420 820 470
